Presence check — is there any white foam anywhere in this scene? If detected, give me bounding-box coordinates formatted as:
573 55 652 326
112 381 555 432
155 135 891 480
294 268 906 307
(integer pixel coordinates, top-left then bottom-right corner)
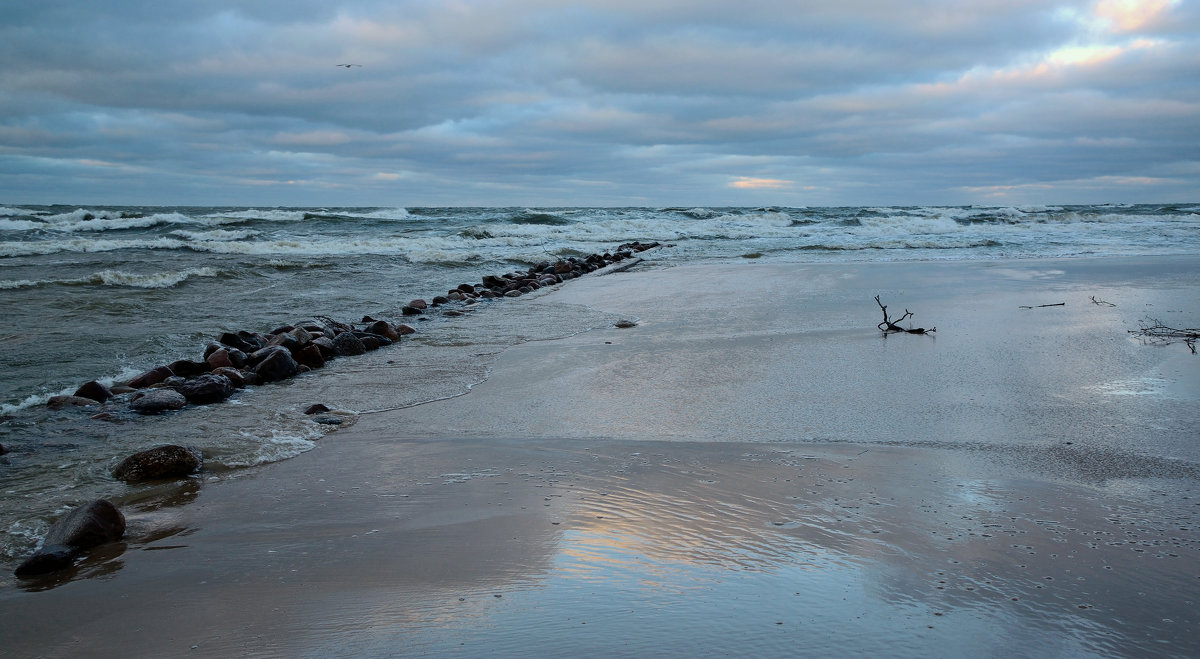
202 209 308 223
0 237 186 257
94 267 221 289
45 211 196 233
0 206 37 217
169 228 258 241
0 218 43 231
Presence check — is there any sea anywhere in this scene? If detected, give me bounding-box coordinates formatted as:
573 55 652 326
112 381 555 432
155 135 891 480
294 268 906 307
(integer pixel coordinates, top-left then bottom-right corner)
1 203 1198 566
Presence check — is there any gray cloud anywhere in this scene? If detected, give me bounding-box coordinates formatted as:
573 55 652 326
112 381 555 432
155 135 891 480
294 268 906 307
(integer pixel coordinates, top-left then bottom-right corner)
0 0 1196 206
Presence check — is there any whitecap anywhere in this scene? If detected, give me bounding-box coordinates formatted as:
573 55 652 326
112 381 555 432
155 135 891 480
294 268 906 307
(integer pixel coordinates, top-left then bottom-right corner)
169 228 258 242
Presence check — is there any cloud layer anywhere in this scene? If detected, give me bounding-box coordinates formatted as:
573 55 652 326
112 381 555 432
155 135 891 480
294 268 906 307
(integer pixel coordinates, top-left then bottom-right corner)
1 0 1196 205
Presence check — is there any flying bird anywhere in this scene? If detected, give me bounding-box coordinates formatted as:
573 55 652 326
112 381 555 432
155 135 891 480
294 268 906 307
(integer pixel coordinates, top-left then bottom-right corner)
336 64 362 68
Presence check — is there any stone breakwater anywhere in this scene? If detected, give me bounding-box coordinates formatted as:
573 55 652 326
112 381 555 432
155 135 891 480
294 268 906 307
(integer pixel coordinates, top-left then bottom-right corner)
15 241 661 577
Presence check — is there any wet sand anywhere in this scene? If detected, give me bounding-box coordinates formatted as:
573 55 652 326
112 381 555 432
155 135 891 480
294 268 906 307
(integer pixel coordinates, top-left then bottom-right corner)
2 256 1199 657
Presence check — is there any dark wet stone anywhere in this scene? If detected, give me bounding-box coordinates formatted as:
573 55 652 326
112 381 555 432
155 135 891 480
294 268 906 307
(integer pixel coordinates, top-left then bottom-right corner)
211 367 247 388
73 380 112 403
14 499 126 577
129 389 188 414
173 373 234 405
395 323 416 335
356 334 383 351
304 403 330 415
482 274 505 288
366 320 400 341
112 445 202 482
615 320 638 328
311 336 337 358
0 443 8 455
401 305 424 316
431 295 450 306
293 344 325 369
167 359 210 377
47 395 100 410
408 299 428 310
331 331 366 356
270 325 295 335
126 365 174 389
110 385 136 395
217 332 257 353
253 346 300 382
313 415 344 425
505 290 522 297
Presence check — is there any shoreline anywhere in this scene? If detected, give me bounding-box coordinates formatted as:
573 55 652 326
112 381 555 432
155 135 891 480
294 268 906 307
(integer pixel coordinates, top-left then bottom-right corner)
2 254 1198 656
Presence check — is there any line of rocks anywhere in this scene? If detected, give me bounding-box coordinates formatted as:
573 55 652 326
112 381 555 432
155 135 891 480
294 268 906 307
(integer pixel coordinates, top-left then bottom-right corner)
15 241 661 577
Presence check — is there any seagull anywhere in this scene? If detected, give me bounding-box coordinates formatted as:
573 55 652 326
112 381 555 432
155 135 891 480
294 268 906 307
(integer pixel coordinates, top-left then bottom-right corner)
336 63 362 68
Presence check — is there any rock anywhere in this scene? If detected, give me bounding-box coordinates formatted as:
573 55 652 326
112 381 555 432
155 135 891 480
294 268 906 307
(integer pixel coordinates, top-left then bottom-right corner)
129 389 188 414
167 359 209 377
554 260 572 274
615 320 638 328
211 367 247 388
505 290 522 297
14 499 126 577
73 380 112 403
112 445 202 482
331 331 366 356
47 395 100 410
401 305 424 316
311 336 337 358
173 374 234 405
366 321 400 341
304 403 330 415
253 346 299 382
293 344 325 369
431 295 450 306
126 365 174 389
217 332 259 353
0 443 8 455
313 415 343 425
109 385 136 395
396 324 416 335
408 299 428 310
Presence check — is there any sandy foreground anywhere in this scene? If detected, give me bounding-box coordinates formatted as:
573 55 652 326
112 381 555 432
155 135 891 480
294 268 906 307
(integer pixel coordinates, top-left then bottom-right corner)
2 256 1199 657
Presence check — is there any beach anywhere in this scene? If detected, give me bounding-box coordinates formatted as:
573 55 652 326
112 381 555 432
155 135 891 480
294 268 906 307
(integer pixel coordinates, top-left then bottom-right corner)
2 255 1198 657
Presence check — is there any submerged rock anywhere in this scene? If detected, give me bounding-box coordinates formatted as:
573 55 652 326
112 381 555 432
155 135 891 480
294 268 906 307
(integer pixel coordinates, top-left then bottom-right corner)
129 389 188 414
112 444 202 482
14 499 126 577
47 395 100 410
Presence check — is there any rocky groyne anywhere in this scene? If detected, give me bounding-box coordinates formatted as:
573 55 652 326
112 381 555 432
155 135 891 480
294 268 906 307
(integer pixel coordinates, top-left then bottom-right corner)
15 241 662 577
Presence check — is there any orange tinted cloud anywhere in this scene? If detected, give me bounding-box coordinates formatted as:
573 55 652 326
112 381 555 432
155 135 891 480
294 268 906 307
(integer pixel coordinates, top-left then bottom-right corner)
730 177 792 190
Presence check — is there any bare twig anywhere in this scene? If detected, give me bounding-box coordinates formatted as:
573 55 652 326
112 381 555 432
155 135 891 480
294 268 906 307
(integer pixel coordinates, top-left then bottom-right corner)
1130 318 1199 354
874 295 935 335
1019 302 1065 309
1090 296 1116 307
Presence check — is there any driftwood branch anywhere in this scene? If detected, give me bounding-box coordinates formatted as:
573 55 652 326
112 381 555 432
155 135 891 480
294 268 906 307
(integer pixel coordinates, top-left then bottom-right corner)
875 295 935 335
1020 302 1065 309
1090 296 1116 307
1130 319 1199 354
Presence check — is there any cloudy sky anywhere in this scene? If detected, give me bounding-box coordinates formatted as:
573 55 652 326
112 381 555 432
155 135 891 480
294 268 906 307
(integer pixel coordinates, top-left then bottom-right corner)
0 1 1196 207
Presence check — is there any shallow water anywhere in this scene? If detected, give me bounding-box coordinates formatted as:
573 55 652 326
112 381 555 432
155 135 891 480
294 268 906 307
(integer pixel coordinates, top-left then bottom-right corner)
2 203 1198 572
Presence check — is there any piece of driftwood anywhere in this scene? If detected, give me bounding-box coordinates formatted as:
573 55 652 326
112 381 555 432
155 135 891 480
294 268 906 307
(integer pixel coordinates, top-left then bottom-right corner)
874 295 935 335
1020 302 1065 309
1130 319 1199 354
1090 296 1116 307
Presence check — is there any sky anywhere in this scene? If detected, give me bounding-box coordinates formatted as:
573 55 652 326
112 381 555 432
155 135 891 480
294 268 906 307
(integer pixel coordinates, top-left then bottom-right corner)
0 1 1196 207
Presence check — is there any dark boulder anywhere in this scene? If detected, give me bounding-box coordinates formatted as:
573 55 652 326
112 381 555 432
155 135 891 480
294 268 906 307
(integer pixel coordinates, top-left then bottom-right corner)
167 359 209 377
129 389 188 414
293 344 325 369
14 499 126 577
331 331 366 356
304 403 331 415
408 299 428 310
396 323 416 335
211 367 247 388
112 444 203 482
311 336 337 359
73 380 112 403
431 295 450 306
173 374 234 405
217 331 259 353
206 346 248 370
47 395 100 410
0 443 7 455
401 305 424 316
126 365 174 389
366 320 401 341
253 346 299 382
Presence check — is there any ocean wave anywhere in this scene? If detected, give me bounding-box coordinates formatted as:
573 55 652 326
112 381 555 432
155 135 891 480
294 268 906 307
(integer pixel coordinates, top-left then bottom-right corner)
43 210 197 233
0 267 222 290
0 237 186 257
202 209 309 223
0 206 39 218
511 210 574 225
169 228 258 242
0 218 44 231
